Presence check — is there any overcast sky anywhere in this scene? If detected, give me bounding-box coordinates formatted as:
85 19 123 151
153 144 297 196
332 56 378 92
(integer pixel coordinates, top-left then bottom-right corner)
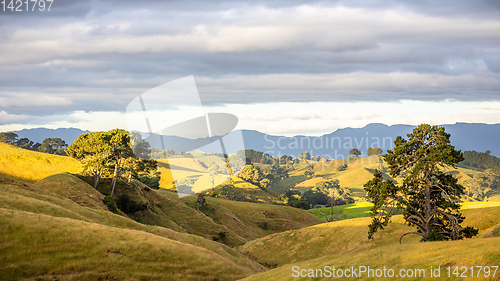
1 0 499 136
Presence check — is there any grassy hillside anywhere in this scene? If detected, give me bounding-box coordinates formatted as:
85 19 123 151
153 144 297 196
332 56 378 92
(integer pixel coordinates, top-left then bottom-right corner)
35 172 108 210
0 142 81 182
35 171 320 248
204 176 281 204
0 208 265 280
0 174 266 280
178 194 324 243
242 236 500 281
240 206 500 267
274 157 386 197
274 156 497 203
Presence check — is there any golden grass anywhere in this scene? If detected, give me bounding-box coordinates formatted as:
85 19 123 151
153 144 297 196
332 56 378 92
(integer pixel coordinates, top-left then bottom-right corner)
242 236 500 281
35 172 107 210
240 206 500 267
0 142 81 182
0 208 265 281
0 175 268 280
159 187 323 244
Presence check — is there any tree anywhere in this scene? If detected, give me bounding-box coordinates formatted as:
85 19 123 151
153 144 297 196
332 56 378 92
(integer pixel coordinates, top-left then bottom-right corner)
238 164 261 184
314 179 353 222
67 131 110 189
283 189 309 209
364 124 478 242
304 164 315 178
372 147 383 155
349 148 361 158
107 129 133 197
259 178 272 190
39 138 67 155
130 131 151 159
16 138 34 150
196 193 206 211
0 132 18 144
368 147 383 156
298 151 311 160
302 189 328 207
337 163 348 171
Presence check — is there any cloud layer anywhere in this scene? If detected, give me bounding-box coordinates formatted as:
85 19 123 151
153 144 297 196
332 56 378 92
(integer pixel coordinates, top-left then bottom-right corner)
0 0 499 131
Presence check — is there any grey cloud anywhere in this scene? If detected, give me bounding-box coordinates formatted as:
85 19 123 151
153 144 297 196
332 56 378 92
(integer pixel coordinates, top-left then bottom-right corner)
484 54 500 73
0 0 499 122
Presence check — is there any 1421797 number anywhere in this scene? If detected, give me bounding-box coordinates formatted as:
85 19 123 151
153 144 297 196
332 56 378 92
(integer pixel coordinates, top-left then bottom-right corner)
1 0 53 12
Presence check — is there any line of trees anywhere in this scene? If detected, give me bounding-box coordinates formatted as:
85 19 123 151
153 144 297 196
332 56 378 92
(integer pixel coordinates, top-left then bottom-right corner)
461 150 500 172
237 163 289 191
464 170 500 200
0 132 67 155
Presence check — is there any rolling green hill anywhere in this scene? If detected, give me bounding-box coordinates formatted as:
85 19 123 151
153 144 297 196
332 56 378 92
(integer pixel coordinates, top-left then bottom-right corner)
35 172 108 210
240 206 500 281
242 236 500 281
1 143 499 280
240 206 500 267
274 157 387 197
177 193 324 243
273 155 498 203
0 174 265 280
0 142 81 182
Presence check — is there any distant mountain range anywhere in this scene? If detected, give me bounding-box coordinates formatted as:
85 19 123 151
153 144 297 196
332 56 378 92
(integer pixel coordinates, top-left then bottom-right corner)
12 128 90 144
11 123 500 158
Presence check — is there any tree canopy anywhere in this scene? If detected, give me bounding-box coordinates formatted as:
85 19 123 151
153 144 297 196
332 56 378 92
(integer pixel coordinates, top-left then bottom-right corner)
67 131 111 189
67 129 159 194
367 146 383 156
349 148 361 158
364 124 478 242
0 132 18 144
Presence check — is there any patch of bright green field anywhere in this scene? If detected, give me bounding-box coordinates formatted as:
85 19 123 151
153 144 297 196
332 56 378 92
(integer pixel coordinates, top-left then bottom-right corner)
308 202 374 222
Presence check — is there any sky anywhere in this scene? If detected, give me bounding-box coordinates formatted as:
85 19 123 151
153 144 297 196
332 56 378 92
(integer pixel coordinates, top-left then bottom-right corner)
0 0 499 136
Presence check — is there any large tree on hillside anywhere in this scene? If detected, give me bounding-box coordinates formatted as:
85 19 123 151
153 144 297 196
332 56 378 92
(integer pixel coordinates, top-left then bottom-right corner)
67 131 110 189
107 129 133 196
364 124 478 242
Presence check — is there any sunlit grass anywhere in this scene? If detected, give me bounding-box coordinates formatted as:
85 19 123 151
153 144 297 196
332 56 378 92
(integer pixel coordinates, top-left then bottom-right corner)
240 206 500 277
0 142 81 182
308 202 374 222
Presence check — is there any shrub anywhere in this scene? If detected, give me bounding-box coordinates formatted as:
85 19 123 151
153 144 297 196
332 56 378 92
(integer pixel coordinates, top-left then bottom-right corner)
102 196 118 213
138 175 160 189
257 221 269 230
116 193 147 213
337 164 348 171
